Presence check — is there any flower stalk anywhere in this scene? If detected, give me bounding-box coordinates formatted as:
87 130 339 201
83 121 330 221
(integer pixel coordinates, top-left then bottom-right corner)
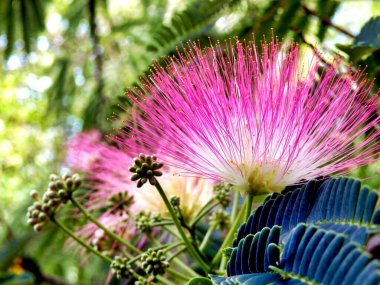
51 216 112 264
70 196 140 256
200 223 217 252
211 200 248 267
154 180 210 273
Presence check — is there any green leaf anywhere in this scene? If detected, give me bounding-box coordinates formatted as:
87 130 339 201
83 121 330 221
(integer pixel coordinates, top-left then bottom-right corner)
336 16 380 63
234 177 380 247
354 16 380 48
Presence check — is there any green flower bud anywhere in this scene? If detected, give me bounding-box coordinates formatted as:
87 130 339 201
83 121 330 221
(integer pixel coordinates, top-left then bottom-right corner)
213 182 231 208
58 189 68 199
33 223 44 232
63 173 71 180
46 190 57 199
210 210 230 230
30 190 39 200
49 174 59 181
135 212 152 234
27 218 37 225
129 154 163 187
140 248 169 276
65 178 74 191
48 182 58 191
110 256 133 280
169 196 180 207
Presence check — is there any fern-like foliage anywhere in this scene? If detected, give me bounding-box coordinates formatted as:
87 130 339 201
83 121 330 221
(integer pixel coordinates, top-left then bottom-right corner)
0 0 46 59
148 0 242 56
212 224 380 285
227 226 281 276
233 177 380 247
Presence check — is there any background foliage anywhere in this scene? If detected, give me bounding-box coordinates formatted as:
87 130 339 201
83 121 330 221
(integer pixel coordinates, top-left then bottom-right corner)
1 0 380 284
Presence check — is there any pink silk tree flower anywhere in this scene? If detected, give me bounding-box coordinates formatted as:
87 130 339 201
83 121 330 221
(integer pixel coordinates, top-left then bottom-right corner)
120 39 380 195
66 131 214 220
68 213 138 257
66 130 140 214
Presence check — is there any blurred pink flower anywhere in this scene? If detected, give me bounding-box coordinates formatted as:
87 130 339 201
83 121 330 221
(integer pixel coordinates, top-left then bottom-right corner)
72 213 138 257
66 131 140 214
66 131 214 220
120 39 380 195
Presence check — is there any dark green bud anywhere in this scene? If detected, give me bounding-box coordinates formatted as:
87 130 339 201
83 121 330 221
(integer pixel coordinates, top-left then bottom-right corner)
27 218 37 225
42 204 51 212
110 256 133 280
49 174 59 181
33 223 44 232
65 178 74 190
56 181 64 189
140 248 169 276
213 182 231 208
135 212 152 234
38 212 47 221
30 190 39 200
129 153 163 187
58 189 68 199
63 173 71 180
210 210 230 230
74 179 82 188
130 173 140 181
169 196 180 207
48 182 58 191
46 190 57 199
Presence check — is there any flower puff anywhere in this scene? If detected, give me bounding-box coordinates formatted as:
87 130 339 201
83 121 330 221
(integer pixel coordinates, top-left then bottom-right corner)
120 38 380 195
70 213 138 256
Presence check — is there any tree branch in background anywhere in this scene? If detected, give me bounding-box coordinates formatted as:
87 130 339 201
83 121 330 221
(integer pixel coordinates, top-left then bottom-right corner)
301 4 355 38
85 0 106 129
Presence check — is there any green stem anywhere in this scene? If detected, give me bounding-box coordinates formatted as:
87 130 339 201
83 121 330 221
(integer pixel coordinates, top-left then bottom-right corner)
246 195 254 221
230 191 240 223
167 268 191 281
163 225 181 240
167 246 187 262
128 242 184 265
219 255 227 272
154 181 210 274
171 255 199 278
157 276 176 285
151 239 199 278
51 217 112 263
70 197 140 255
211 200 248 267
165 241 186 252
151 221 175 227
199 224 216 252
190 200 219 228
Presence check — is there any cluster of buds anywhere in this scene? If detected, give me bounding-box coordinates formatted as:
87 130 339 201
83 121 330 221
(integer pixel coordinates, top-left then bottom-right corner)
134 277 148 285
210 210 230 231
135 212 162 234
110 256 133 280
140 249 170 276
169 195 182 219
106 191 134 214
27 173 82 232
129 154 163 187
213 182 231 208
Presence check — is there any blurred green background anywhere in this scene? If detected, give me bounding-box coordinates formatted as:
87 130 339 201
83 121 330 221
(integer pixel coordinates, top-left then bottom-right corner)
1 0 380 284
